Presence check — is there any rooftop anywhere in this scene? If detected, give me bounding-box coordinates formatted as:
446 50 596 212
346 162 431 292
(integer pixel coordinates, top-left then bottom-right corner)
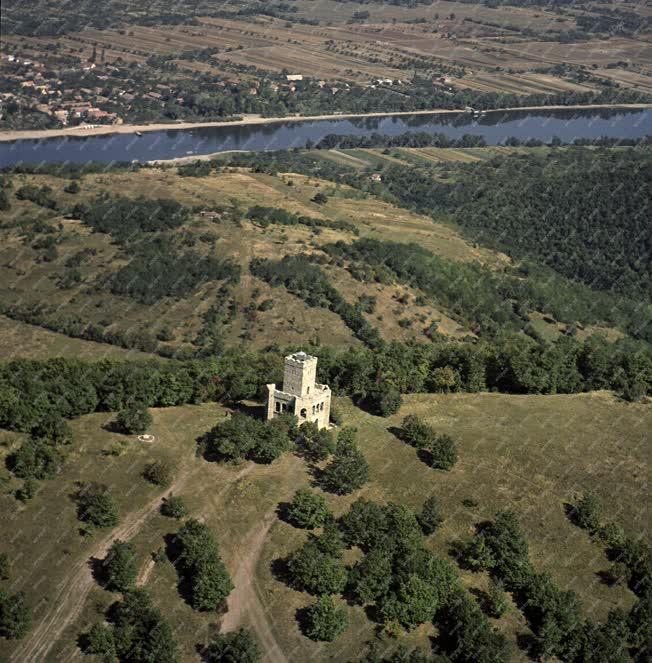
287 351 315 363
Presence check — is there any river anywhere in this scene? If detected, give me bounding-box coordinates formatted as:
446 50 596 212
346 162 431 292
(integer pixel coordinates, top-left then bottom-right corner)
0 107 649 167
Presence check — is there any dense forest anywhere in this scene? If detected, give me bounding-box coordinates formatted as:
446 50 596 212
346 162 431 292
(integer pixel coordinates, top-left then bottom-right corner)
377 149 651 299
224 148 652 342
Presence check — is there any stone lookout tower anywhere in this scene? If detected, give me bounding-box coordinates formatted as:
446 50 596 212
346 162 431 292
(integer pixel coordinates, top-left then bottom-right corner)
267 352 331 429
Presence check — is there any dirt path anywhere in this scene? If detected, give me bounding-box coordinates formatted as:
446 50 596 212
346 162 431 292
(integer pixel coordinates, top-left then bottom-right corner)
10 475 189 663
136 558 156 587
12 462 258 663
222 513 288 663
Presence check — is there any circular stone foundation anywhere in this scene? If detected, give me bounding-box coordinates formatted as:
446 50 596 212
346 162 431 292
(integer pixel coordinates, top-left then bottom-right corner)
137 434 155 442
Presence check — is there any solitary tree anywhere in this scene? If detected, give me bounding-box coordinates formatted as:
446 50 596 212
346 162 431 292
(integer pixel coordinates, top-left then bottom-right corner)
161 495 187 519
115 403 152 435
77 482 119 528
417 496 443 535
0 590 31 639
427 434 458 470
204 628 260 663
321 429 369 495
303 595 348 642
104 540 138 592
573 491 601 532
286 488 330 529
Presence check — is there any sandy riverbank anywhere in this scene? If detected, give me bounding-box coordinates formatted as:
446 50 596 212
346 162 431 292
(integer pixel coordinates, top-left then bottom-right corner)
0 103 649 143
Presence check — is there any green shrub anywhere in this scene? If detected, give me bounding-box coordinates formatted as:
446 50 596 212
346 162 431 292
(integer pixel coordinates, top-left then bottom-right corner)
303 595 348 642
286 488 330 529
161 495 187 519
143 460 173 487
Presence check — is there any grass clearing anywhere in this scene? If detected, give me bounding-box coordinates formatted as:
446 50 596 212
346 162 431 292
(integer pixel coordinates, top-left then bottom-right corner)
3 391 648 661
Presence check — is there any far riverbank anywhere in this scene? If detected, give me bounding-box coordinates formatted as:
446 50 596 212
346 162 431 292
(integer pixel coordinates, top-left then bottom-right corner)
1 103 650 143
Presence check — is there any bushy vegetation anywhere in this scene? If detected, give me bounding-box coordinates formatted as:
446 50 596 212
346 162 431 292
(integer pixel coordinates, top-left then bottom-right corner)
74 195 188 243
103 540 138 592
433 149 652 300
84 589 179 663
161 495 188 519
172 519 233 611
250 254 381 348
203 628 260 662
202 412 292 464
322 237 652 342
0 590 31 640
109 236 240 305
246 205 357 234
143 459 173 486
286 488 331 529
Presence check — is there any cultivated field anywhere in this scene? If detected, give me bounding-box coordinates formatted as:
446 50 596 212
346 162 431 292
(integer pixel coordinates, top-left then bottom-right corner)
5 0 647 94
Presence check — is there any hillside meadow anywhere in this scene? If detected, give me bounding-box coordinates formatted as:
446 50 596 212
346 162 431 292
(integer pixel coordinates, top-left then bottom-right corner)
0 391 649 661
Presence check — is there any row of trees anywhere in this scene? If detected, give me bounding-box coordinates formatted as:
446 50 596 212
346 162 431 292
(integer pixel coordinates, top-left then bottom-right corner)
172 519 233 612
461 510 646 660
0 552 31 640
315 132 487 150
246 205 358 234
108 236 240 305
250 254 382 348
398 414 458 470
1 331 649 446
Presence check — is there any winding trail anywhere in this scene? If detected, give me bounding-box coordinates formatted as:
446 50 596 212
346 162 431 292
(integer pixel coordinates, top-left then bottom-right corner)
11 463 254 663
221 513 288 663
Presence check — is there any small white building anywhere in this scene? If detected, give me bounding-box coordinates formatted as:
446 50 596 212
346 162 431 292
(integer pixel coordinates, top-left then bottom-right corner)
267 352 331 429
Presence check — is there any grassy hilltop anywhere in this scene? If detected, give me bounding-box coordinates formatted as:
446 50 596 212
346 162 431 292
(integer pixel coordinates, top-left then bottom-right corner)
0 145 650 662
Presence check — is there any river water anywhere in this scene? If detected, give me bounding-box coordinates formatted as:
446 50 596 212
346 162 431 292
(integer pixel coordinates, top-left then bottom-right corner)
0 107 649 167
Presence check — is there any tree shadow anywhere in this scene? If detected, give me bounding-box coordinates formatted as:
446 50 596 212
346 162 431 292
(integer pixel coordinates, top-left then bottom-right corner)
164 532 193 608
275 501 295 527
469 587 491 613
89 556 108 588
228 401 265 420
416 448 434 467
563 502 579 526
102 419 125 434
363 603 384 624
515 631 538 657
387 426 406 442
270 556 293 588
295 604 312 638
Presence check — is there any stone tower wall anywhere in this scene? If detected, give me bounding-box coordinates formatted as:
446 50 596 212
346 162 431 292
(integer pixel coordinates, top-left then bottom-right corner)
282 354 317 397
